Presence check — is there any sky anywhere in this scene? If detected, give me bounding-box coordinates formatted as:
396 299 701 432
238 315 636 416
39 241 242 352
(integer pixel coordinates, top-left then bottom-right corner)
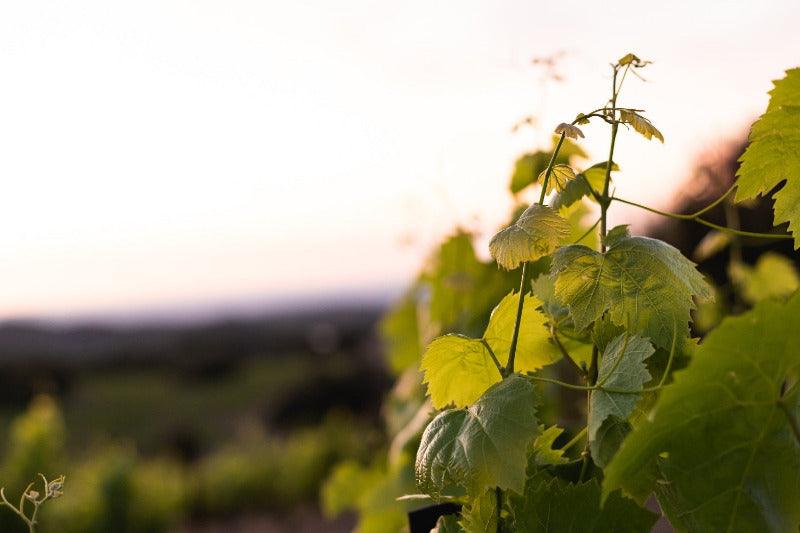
0 0 798 320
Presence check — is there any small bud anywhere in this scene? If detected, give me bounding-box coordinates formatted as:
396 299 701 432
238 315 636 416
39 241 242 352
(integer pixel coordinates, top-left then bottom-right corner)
554 122 584 140
25 490 39 501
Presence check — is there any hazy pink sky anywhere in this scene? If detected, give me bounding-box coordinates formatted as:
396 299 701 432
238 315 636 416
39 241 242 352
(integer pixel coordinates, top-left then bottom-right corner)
0 1 798 319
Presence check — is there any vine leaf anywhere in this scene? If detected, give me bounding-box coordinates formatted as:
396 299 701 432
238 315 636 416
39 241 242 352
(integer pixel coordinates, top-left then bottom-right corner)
590 416 631 468
618 109 664 142
460 490 498 533
589 333 654 442
415 376 540 497
509 473 657 532
509 137 587 195
555 122 585 140
603 292 800 532
551 234 711 350
421 291 561 409
538 164 577 194
552 161 618 210
735 68 800 248
489 204 570 270
432 515 462 532
729 252 799 304
531 425 568 466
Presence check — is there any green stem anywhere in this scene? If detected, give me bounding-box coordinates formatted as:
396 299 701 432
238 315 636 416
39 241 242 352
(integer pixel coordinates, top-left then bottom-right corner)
574 217 601 244
505 262 528 375
610 196 792 240
550 326 586 379
538 132 566 205
560 426 588 452
482 339 505 378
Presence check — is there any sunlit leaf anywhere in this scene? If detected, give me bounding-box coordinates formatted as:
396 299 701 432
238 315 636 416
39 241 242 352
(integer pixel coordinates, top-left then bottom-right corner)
531 425 568 466
618 109 664 142
538 164 576 195
422 291 563 409
603 293 800 532
554 122 584 140
415 376 540 496
551 235 711 350
589 333 654 442
735 68 800 248
489 205 570 270
729 252 799 304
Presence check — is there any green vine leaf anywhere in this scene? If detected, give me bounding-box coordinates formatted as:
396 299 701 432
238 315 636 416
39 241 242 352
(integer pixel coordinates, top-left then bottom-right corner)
735 68 800 248
589 333 654 442
590 416 631 468
460 490 498 533
415 376 540 497
618 109 664 142
551 161 618 210
602 224 630 248
489 204 570 270
509 474 657 532
531 425 568 466
421 291 562 409
729 252 799 304
538 164 577 194
551 235 711 350
603 292 800 532
510 152 551 195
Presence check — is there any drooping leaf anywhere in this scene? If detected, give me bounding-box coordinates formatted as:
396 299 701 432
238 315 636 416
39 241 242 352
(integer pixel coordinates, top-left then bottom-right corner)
509 473 657 533
618 109 664 142
415 376 540 496
735 68 800 248
603 293 800 532
555 122 585 140
551 235 711 350
729 252 799 304
589 333 654 442
538 164 577 194
590 416 631 468
460 490 498 533
421 291 563 409
489 204 570 270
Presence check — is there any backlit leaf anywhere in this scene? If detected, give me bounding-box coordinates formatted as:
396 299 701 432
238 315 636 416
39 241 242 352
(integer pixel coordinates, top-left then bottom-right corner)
589 333 654 442
531 425 568 466
729 252 799 304
603 293 800 532
422 291 563 409
415 376 540 496
538 164 577 194
618 109 664 142
554 122 584 140
551 235 710 350
489 205 570 270
735 68 800 248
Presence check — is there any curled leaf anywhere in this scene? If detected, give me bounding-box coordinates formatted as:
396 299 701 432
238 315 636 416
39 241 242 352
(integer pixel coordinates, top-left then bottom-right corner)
554 122 585 140
618 110 664 142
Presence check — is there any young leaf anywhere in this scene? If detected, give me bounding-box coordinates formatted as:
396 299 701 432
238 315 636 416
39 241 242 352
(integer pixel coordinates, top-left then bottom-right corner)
618 109 664 142
589 333 654 442
421 291 562 409
551 235 711 350
603 292 800 532
489 205 570 270
531 425 568 466
729 252 799 304
735 68 800 248
509 474 657 532
554 122 584 140
602 224 630 248
538 164 577 194
460 490 498 533
618 53 641 66
551 161 617 210
415 376 540 496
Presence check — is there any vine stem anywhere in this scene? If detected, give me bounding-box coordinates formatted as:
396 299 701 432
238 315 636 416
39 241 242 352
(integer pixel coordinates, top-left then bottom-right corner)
506 132 567 376
610 195 792 240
